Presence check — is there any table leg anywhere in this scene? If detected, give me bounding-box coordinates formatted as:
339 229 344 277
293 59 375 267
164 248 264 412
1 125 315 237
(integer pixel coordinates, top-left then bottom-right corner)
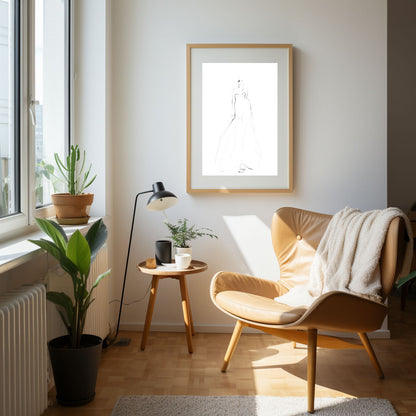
179 275 193 353
141 275 160 351
184 278 195 336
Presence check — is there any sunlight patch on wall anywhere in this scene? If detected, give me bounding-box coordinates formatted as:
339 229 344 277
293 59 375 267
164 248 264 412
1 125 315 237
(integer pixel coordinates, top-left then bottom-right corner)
223 215 280 281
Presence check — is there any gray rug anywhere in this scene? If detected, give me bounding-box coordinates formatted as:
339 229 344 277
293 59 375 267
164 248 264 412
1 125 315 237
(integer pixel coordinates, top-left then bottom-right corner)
111 395 397 415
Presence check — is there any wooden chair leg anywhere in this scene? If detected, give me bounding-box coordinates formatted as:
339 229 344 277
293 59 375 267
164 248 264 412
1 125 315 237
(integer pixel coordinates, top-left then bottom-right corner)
358 332 384 379
307 329 317 414
221 320 244 372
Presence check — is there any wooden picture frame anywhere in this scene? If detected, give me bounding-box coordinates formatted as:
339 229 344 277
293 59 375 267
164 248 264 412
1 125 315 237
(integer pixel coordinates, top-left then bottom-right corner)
186 44 293 193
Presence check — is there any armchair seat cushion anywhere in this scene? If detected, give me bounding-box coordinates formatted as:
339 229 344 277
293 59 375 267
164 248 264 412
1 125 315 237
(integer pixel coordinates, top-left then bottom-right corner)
216 290 307 325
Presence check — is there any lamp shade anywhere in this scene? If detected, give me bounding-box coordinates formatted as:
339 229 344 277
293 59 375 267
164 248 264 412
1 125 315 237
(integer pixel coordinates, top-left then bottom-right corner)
146 182 178 211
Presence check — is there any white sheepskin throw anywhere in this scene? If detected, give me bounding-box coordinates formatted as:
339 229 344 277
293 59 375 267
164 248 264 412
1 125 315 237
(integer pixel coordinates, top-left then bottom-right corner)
275 207 413 308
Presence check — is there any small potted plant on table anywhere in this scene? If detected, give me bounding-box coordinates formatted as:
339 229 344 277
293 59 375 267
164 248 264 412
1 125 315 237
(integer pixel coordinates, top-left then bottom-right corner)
164 218 218 258
29 218 110 406
48 145 97 225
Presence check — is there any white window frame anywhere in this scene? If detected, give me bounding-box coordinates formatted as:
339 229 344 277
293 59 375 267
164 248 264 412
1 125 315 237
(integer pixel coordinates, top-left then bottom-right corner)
0 0 28 236
0 0 72 240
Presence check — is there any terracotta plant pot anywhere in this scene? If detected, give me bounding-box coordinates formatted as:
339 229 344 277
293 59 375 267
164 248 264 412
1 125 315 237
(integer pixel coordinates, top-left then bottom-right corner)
51 193 94 225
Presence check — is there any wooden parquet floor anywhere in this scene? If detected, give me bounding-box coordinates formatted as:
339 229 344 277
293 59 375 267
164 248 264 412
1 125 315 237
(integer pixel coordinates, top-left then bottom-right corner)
43 292 416 416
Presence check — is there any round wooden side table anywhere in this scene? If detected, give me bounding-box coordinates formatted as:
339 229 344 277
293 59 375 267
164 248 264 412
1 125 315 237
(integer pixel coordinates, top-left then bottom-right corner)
137 260 208 353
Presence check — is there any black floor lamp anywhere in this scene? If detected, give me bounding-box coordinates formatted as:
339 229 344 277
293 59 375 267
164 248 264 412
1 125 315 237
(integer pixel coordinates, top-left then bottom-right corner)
111 181 178 346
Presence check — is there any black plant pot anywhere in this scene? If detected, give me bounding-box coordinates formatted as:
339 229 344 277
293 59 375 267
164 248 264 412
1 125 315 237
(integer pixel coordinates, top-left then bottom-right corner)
48 334 102 406
155 240 172 265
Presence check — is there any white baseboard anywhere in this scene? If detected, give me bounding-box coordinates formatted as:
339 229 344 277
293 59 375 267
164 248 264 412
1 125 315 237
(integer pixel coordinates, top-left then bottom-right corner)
119 322 390 339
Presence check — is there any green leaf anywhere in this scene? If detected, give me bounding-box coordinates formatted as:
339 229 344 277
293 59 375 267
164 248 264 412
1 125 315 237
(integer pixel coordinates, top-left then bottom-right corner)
69 148 76 195
75 283 89 305
79 173 96 194
57 310 71 335
55 152 68 172
46 291 74 324
85 219 108 262
59 256 80 277
29 238 63 261
66 230 91 276
44 164 55 174
165 218 218 248
54 153 69 190
48 220 68 243
29 237 79 276
92 269 111 289
33 218 67 254
79 150 86 180
396 270 416 288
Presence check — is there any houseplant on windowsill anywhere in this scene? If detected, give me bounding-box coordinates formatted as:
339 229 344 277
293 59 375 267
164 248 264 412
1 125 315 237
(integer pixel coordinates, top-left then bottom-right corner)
46 145 97 225
164 218 218 258
29 218 110 406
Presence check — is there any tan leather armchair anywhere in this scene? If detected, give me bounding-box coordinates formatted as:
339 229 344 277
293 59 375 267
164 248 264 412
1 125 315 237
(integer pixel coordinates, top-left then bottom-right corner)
211 207 407 413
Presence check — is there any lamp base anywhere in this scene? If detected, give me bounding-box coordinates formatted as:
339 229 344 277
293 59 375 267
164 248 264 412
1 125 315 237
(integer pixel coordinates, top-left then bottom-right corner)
103 335 131 348
113 337 131 347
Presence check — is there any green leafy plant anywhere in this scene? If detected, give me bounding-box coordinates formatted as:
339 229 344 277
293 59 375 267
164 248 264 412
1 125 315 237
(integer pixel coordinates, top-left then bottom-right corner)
55 145 97 195
35 161 63 205
37 160 56 185
29 218 110 347
39 145 96 196
396 271 416 289
0 179 9 216
165 218 218 248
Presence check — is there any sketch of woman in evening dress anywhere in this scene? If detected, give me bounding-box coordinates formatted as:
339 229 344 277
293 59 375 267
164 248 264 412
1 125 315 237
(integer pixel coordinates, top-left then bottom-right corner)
215 80 261 174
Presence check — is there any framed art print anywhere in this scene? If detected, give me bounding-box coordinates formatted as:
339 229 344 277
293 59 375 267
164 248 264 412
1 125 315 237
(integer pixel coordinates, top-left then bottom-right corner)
186 44 293 193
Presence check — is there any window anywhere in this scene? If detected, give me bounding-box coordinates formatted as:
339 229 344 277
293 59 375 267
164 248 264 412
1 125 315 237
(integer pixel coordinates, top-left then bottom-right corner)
0 0 70 236
33 0 70 208
0 0 19 218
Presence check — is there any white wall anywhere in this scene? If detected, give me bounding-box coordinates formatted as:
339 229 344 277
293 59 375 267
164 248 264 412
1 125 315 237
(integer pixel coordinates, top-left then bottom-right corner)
73 0 115 326
111 0 387 332
73 0 112 220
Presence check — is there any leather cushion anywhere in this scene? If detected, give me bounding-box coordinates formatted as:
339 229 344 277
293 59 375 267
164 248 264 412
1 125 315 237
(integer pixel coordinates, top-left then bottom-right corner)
216 291 307 325
272 208 331 290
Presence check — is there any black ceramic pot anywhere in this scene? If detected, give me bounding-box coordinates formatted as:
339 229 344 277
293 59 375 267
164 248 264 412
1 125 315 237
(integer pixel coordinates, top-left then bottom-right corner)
155 240 172 264
48 334 102 406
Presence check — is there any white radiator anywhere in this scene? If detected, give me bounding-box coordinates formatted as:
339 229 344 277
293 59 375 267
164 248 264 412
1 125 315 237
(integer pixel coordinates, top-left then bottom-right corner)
0 284 48 416
83 245 110 339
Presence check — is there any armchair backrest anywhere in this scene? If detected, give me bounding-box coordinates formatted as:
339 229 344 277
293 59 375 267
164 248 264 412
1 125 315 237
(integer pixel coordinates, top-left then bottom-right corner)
271 207 406 300
271 208 331 291
379 216 406 299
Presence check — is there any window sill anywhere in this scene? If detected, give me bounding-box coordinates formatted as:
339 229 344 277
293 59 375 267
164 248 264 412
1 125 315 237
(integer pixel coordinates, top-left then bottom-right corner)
0 217 101 275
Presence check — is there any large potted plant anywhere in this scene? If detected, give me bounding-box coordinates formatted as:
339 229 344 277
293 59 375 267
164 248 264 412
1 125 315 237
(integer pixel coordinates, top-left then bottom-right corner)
49 145 97 225
29 218 110 406
164 218 218 257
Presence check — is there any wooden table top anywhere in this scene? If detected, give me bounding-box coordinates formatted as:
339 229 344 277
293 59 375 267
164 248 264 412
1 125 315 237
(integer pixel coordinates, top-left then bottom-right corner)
137 260 208 276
